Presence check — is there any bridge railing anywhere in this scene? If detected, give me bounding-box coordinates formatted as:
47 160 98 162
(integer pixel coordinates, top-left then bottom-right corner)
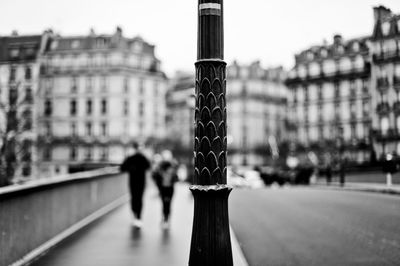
0 167 128 266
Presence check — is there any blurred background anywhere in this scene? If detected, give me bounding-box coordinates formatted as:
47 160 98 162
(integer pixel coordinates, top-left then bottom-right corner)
2 1 400 266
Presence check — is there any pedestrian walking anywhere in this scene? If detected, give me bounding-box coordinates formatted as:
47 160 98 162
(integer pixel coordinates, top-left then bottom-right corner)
120 142 151 228
323 153 332 185
153 150 178 229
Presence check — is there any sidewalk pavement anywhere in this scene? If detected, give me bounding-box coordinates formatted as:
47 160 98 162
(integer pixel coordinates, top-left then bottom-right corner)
314 181 400 196
31 182 248 266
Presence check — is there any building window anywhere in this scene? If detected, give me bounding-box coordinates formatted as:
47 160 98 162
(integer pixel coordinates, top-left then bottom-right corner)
350 101 356 118
43 147 51 161
318 104 323 120
21 109 33 131
363 123 369 138
101 122 108 136
25 66 32 80
139 78 144 95
25 87 33 103
85 146 92 161
44 78 53 95
334 82 340 98
139 101 144 117
350 124 356 139
44 122 52 136
86 99 92 115
44 99 52 116
101 99 107 115
335 103 340 119
124 77 129 93
317 84 323 100
9 66 16 82
86 76 92 92
71 76 78 93
291 87 297 103
362 79 369 94
304 86 309 102
101 76 107 92
123 100 129 116
350 80 356 96
70 146 77 161
86 122 92 136
362 101 369 117
100 146 108 161
318 126 324 139
70 99 77 116
71 122 77 136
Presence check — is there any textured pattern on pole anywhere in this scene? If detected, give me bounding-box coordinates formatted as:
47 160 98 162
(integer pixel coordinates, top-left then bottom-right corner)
194 60 227 185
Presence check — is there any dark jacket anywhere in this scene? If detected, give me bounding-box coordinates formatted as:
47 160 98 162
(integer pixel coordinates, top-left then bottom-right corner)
120 153 151 183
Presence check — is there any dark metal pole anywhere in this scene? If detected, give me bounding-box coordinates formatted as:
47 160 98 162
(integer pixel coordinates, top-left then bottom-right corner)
189 0 233 265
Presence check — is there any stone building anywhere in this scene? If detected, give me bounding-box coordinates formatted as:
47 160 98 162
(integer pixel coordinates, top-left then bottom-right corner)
0 32 50 183
227 61 287 166
286 35 372 163
370 6 400 158
37 28 167 176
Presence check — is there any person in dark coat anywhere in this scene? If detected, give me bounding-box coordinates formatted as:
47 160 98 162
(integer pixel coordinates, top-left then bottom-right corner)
120 142 151 228
152 150 178 229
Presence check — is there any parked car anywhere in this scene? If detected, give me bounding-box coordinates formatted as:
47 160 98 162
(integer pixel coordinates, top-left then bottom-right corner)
242 170 264 189
227 168 249 188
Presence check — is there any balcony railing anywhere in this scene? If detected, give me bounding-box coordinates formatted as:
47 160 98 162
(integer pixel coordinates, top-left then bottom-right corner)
376 102 391 114
285 65 370 85
373 50 400 62
372 128 400 141
377 77 390 92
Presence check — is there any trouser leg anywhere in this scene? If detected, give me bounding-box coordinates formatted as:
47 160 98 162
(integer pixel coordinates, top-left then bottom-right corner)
161 187 174 221
130 181 145 219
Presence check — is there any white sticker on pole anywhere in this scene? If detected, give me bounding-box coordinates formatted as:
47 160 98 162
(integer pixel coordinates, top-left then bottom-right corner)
199 3 221 16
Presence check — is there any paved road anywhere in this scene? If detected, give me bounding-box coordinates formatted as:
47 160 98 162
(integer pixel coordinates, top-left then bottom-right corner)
229 187 400 266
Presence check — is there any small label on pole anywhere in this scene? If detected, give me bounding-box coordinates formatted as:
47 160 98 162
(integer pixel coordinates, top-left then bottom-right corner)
199 3 221 16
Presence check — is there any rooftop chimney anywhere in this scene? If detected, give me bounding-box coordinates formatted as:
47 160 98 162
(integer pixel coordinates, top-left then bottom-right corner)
374 5 392 22
333 34 343 45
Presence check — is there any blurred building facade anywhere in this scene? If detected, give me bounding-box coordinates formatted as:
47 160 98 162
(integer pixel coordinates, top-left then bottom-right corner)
167 62 287 167
0 33 50 183
286 5 400 163
37 28 167 177
286 35 373 164
166 71 195 162
227 61 287 166
370 6 400 158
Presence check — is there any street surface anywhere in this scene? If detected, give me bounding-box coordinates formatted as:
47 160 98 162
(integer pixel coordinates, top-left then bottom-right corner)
229 187 400 266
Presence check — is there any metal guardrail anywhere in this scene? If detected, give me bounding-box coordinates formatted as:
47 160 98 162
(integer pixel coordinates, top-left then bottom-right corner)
0 167 128 266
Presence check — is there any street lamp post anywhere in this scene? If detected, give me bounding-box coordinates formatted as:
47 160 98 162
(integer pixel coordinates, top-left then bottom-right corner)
189 0 233 265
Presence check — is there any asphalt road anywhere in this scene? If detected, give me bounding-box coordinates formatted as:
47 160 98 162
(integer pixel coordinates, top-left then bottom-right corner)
229 187 400 266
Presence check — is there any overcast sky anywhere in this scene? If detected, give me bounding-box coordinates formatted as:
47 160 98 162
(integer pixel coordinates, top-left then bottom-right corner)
1 0 400 76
